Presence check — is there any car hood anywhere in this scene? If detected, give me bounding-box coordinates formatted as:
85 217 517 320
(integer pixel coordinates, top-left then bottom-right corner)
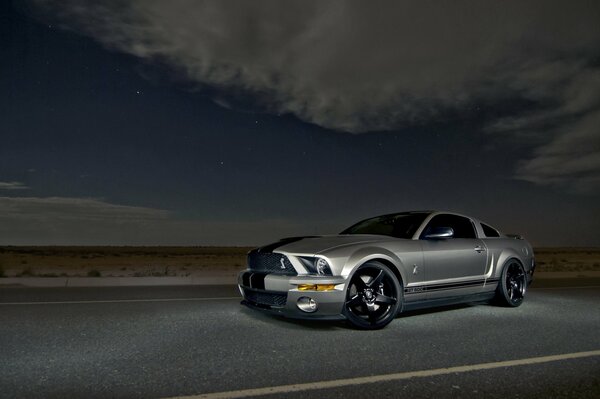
263 235 392 255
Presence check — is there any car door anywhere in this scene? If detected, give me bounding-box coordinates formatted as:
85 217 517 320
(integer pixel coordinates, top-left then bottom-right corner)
419 214 487 299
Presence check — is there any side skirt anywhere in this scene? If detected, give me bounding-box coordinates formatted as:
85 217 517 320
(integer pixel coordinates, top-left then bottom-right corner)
400 292 496 313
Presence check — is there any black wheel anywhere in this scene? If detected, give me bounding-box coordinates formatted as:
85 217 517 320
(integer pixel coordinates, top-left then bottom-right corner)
495 260 527 307
343 262 402 330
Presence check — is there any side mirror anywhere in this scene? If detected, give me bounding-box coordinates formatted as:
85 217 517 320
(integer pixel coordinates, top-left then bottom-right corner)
424 226 454 239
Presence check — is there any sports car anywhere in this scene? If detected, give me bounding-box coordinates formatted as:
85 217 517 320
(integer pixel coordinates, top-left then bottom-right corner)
238 211 535 329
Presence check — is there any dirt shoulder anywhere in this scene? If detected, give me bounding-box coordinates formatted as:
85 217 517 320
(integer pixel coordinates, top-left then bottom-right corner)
0 246 252 278
533 247 600 272
0 246 598 278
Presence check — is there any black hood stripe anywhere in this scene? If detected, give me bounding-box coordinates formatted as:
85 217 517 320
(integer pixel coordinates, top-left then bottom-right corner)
256 236 319 253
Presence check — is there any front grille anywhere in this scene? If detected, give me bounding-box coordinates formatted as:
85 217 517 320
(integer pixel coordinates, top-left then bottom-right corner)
243 288 287 307
248 251 296 275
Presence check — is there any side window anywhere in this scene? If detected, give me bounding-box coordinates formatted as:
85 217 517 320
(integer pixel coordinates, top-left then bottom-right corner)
422 214 477 239
481 223 500 238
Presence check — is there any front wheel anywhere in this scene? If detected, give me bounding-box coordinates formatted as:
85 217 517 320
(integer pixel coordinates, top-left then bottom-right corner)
343 262 402 330
494 260 527 307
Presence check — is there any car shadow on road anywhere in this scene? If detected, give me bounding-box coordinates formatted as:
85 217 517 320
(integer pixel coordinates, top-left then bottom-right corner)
397 302 478 318
239 301 486 330
239 306 348 330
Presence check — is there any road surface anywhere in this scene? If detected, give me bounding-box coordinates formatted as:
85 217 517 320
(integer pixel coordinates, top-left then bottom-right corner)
1 279 599 398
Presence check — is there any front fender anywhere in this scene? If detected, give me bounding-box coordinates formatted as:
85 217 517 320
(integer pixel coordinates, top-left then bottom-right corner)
343 246 408 286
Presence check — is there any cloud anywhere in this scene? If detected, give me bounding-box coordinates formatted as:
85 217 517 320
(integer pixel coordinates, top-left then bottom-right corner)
0 196 328 245
26 0 600 190
0 196 169 221
0 196 169 245
485 62 600 192
514 109 600 193
0 181 30 190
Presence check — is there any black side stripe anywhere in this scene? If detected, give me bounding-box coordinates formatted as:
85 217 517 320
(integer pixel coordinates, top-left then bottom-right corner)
405 278 500 294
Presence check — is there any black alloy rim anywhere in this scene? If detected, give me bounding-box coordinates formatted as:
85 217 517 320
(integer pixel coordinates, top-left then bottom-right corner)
346 266 398 324
505 262 526 304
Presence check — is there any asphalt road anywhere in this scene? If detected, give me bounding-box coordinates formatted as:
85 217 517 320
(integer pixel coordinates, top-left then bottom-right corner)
1 279 599 398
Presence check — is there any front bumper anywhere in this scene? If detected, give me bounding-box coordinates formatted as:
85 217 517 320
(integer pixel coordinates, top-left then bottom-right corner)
238 271 347 320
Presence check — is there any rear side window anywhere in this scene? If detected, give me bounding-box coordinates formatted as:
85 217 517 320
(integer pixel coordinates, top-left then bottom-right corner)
481 223 500 238
421 214 477 239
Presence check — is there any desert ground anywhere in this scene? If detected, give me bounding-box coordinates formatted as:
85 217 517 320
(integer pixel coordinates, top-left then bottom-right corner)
0 246 598 278
0 246 252 277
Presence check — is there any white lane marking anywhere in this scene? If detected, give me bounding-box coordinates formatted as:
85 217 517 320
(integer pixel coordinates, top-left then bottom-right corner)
168 350 600 399
0 297 240 305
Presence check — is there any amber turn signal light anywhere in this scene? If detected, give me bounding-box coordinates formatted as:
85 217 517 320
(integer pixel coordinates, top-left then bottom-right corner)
297 284 336 291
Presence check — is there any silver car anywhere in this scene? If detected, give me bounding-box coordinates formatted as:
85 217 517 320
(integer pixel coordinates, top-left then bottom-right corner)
238 211 535 329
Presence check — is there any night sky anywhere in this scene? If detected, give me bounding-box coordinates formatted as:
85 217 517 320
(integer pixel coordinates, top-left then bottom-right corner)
1 1 599 246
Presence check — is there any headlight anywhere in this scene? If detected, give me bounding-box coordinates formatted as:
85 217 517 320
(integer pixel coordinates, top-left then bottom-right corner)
298 256 332 275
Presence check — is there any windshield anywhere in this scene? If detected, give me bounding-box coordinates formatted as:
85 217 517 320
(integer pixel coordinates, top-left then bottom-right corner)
340 212 429 239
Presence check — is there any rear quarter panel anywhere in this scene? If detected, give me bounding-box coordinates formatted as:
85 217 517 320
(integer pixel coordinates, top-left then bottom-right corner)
482 237 534 291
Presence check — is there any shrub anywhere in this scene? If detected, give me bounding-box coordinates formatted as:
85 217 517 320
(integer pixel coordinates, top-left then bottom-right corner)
87 269 101 277
19 267 33 277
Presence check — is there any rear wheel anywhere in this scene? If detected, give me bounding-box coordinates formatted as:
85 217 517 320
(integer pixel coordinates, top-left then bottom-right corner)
495 260 526 307
343 262 402 329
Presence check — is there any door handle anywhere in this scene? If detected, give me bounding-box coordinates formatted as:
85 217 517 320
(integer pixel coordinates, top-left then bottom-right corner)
474 246 485 253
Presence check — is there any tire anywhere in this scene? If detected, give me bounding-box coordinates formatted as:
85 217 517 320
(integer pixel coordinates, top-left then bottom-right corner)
343 261 402 330
494 259 527 307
